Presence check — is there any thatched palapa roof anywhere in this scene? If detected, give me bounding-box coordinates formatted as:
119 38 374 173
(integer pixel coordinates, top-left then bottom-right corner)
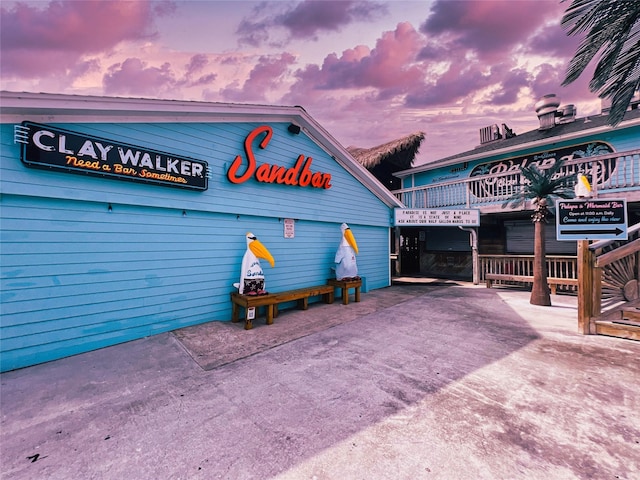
347 131 425 190
347 131 425 170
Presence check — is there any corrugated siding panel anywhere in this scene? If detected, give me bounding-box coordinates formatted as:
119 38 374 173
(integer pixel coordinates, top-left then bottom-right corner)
1 121 392 371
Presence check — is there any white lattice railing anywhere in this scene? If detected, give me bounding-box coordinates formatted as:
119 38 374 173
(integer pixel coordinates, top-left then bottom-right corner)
393 149 640 210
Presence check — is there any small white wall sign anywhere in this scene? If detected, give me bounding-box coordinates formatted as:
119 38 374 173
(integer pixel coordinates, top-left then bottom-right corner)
394 208 480 226
284 218 295 238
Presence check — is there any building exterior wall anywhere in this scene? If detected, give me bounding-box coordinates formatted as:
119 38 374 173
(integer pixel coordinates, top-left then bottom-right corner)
406 128 640 190
393 110 640 281
1 115 394 372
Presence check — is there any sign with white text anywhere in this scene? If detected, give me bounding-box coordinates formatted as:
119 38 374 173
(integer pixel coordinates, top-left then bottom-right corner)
556 199 627 240
19 121 208 190
284 218 295 238
394 208 480 227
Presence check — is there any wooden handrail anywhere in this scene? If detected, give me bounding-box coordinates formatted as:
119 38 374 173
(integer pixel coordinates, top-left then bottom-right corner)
590 222 640 251
595 238 640 267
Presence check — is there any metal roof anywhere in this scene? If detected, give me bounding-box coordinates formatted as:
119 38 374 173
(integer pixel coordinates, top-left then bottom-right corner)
394 107 640 178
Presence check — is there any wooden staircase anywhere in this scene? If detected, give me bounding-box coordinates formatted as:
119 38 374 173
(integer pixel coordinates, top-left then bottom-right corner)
595 307 640 341
579 222 639 341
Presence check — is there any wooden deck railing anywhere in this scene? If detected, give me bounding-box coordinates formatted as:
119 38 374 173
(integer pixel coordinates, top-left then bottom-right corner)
393 149 640 210
480 254 578 291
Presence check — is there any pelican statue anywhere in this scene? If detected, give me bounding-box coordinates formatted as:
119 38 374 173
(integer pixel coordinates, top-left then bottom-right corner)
574 173 592 198
237 232 275 295
335 223 359 281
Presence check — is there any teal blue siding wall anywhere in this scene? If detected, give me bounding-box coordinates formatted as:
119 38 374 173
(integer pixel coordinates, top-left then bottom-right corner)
1 121 392 371
3 121 389 225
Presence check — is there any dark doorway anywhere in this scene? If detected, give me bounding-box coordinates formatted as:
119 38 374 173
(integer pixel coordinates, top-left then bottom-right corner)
400 229 420 274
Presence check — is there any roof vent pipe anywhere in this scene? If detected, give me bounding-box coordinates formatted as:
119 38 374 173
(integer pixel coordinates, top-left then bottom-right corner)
557 104 577 124
535 94 560 130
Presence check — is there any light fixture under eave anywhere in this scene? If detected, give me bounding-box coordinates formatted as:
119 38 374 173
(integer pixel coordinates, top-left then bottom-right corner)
288 123 301 135
108 204 113 212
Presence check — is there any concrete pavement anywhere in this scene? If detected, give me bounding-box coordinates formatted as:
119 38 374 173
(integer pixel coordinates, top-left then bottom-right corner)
1 280 639 479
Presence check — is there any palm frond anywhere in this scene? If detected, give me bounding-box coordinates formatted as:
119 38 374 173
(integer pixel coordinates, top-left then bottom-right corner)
501 159 576 210
561 0 640 126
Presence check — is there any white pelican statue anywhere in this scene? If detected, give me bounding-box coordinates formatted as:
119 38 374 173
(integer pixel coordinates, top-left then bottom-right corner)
237 232 275 295
335 223 359 281
574 172 592 198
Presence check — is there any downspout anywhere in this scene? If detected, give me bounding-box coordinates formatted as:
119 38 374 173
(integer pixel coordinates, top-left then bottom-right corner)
459 226 479 284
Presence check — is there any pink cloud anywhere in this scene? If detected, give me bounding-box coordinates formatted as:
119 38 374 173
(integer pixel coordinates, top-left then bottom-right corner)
180 54 219 87
237 0 387 46
185 54 209 76
529 63 566 100
102 53 219 96
421 0 565 60
187 73 218 88
527 22 584 60
0 0 600 165
488 67 531 105
0 0 173 78
279 0 387 39
359 22 424 91
405 62 496 108
283 17 546 112
281 8 585 115
531 62 596 108
220 53 296 102
286 22 424 100
103 58 176 96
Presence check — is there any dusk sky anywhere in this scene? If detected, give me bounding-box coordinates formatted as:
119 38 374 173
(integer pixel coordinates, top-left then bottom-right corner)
0 0 598 166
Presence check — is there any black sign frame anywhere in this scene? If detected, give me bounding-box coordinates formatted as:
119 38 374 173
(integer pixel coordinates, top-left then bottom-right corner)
19 121 208 191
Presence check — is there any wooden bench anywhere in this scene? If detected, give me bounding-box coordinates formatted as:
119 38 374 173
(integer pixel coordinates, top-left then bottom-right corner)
485 273 578 294
327 278 362 305
231 285 335 330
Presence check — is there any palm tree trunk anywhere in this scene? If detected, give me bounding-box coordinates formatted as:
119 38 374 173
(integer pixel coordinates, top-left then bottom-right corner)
531 219 551 306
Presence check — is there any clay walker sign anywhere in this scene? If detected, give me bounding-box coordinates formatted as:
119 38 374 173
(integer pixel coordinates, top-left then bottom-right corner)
227 125 332 189
19 121 208 190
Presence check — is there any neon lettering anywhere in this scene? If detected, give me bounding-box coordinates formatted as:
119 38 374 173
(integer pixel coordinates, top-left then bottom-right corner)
32 130 56 151
227 125 332 189
227 125 272 184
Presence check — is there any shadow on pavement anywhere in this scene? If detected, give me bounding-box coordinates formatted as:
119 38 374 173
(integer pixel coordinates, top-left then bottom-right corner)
1 283 638 480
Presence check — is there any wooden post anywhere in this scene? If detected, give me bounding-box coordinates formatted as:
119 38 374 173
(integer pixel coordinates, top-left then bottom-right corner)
592 265 602 334
577 240 593 334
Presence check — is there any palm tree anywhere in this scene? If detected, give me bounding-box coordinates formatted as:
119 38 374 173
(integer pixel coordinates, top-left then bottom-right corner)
561 0 640 127
503 160 576 306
